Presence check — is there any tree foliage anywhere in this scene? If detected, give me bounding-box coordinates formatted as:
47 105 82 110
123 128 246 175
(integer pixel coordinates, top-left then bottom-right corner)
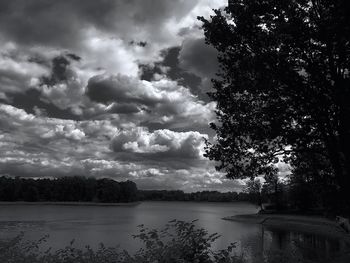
200 0 350 209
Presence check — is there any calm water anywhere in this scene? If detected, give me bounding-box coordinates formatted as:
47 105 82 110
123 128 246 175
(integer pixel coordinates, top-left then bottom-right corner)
0 202 347 262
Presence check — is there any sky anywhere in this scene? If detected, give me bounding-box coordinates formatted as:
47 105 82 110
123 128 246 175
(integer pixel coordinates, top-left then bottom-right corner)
0 0 248 192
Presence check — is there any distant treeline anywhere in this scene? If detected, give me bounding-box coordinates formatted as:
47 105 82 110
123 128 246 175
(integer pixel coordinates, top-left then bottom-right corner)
139 190 250 202
0 176 252 203
0 176 138 203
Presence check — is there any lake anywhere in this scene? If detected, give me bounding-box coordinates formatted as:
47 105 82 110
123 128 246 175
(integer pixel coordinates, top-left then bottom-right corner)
0 201 347 262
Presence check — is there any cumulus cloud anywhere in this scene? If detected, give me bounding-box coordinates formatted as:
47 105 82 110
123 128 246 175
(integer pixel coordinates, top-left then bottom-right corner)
0 104 117 176
111 127 207 159
0 103 238 192
86 74 216 130
0 43 49 94
0 104 118 155
0 1 235 192
41 124 85 141
0 104 84 142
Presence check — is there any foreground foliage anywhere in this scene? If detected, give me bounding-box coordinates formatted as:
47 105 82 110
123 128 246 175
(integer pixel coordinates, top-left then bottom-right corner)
0 220 245 263
0 219 340 263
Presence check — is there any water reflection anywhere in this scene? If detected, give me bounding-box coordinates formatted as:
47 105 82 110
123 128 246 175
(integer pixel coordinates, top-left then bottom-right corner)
0 202 348 262
239 224 347 263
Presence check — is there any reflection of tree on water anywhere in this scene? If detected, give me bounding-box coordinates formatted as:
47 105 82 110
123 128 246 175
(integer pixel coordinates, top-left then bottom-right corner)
239 225 346 263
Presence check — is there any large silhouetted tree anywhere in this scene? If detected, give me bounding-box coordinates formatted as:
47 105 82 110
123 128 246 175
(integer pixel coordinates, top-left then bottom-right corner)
200 0 350 211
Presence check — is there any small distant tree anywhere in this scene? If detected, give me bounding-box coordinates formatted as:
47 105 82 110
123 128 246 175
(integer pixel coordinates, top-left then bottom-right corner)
244 178 263 210
262 173 286 210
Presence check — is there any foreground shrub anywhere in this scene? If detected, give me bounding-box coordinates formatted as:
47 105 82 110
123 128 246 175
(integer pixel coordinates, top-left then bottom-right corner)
0 220 244 263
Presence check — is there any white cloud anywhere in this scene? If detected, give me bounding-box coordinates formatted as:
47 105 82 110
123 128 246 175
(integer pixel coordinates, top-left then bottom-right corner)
41 124 85 141
0 44 49 93
111 127 207 159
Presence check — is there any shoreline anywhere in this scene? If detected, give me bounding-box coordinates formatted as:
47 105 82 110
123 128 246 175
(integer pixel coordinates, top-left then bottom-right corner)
0 201 141 207
0 200 250 205
223 213 350 241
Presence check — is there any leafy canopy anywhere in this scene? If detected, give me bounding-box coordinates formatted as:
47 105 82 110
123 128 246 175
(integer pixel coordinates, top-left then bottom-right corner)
200 0 350 185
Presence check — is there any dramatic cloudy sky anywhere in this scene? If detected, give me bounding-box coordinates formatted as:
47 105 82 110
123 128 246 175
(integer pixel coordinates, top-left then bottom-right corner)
0 0 247 192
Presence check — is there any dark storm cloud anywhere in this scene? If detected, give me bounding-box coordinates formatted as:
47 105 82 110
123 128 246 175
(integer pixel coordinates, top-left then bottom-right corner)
32 54 87 115
41 55 80 86
0 0 199 48
139 64 164 82
138 42 218 102
107 103 141 114
86 74 147 105
179 38 218 78
8 89 81 120
178 37 219 92
0 52 83 119
85 74 163 116
0 0 92 47
140 47 205 100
